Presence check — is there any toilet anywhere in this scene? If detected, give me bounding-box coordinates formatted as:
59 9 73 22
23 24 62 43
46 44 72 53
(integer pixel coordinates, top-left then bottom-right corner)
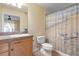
37 36 53 55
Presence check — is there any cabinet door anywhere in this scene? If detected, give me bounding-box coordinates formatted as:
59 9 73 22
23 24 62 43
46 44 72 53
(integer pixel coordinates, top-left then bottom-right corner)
0 42 9 56
26 46 32 56
0 52 9 56
10 37 33 56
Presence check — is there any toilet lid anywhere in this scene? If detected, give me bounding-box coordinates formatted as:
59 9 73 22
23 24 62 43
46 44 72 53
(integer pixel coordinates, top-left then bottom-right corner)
42 43 53 47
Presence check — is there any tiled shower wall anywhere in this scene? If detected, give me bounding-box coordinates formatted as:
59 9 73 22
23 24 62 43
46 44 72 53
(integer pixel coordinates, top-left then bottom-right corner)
46 4 79 56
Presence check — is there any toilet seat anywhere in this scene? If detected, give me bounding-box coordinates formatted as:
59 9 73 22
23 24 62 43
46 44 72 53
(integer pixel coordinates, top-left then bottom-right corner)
42 43 53 51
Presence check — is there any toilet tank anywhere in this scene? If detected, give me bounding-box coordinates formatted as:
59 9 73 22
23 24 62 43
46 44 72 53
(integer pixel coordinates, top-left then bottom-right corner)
37 36 45 44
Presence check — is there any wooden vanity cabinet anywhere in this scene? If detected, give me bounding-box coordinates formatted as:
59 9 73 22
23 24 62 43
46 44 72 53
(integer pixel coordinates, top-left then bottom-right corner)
0 36 33 56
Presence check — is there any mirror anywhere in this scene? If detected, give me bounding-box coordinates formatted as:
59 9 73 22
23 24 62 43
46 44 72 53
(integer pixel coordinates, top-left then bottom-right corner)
3 14 20 32
0 3 28 35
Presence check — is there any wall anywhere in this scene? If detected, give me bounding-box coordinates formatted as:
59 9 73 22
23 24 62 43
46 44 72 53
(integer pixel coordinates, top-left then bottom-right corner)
0 5 28 32
46 4 79 56
0 6 2 31
27 4 46 49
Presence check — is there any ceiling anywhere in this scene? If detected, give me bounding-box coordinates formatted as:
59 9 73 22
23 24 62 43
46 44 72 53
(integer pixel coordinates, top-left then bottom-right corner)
0 3 76 15
0 3 28 13
37 3 76 15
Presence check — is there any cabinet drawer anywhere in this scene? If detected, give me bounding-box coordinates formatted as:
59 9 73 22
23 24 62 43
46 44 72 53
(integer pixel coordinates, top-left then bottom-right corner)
14 38 32 46
0 43 9 53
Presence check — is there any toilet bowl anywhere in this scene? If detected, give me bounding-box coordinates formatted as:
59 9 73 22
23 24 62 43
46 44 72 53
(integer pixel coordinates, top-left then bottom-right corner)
42 43 53 51
41 43 53 55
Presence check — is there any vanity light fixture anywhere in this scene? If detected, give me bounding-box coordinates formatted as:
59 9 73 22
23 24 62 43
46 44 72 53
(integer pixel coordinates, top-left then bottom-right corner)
7 2 24 8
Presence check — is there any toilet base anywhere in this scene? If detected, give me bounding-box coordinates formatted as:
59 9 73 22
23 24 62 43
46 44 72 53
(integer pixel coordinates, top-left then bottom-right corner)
40 48 52 56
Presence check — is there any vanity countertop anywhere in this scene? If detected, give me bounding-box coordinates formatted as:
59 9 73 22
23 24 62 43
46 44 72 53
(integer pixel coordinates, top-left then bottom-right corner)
0 34 33 40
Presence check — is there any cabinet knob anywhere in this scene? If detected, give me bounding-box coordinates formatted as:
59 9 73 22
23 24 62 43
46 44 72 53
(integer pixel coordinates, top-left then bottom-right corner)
11 49 13 51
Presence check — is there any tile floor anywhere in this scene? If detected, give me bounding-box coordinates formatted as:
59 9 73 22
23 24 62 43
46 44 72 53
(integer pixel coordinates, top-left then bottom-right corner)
33 49 68 56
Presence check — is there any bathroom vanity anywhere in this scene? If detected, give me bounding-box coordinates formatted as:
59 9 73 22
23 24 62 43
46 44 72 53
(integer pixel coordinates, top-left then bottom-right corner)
0 34 33 56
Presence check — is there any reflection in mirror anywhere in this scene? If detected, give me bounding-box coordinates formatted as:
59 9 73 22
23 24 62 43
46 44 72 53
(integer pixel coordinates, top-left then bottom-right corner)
3 14 20 32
